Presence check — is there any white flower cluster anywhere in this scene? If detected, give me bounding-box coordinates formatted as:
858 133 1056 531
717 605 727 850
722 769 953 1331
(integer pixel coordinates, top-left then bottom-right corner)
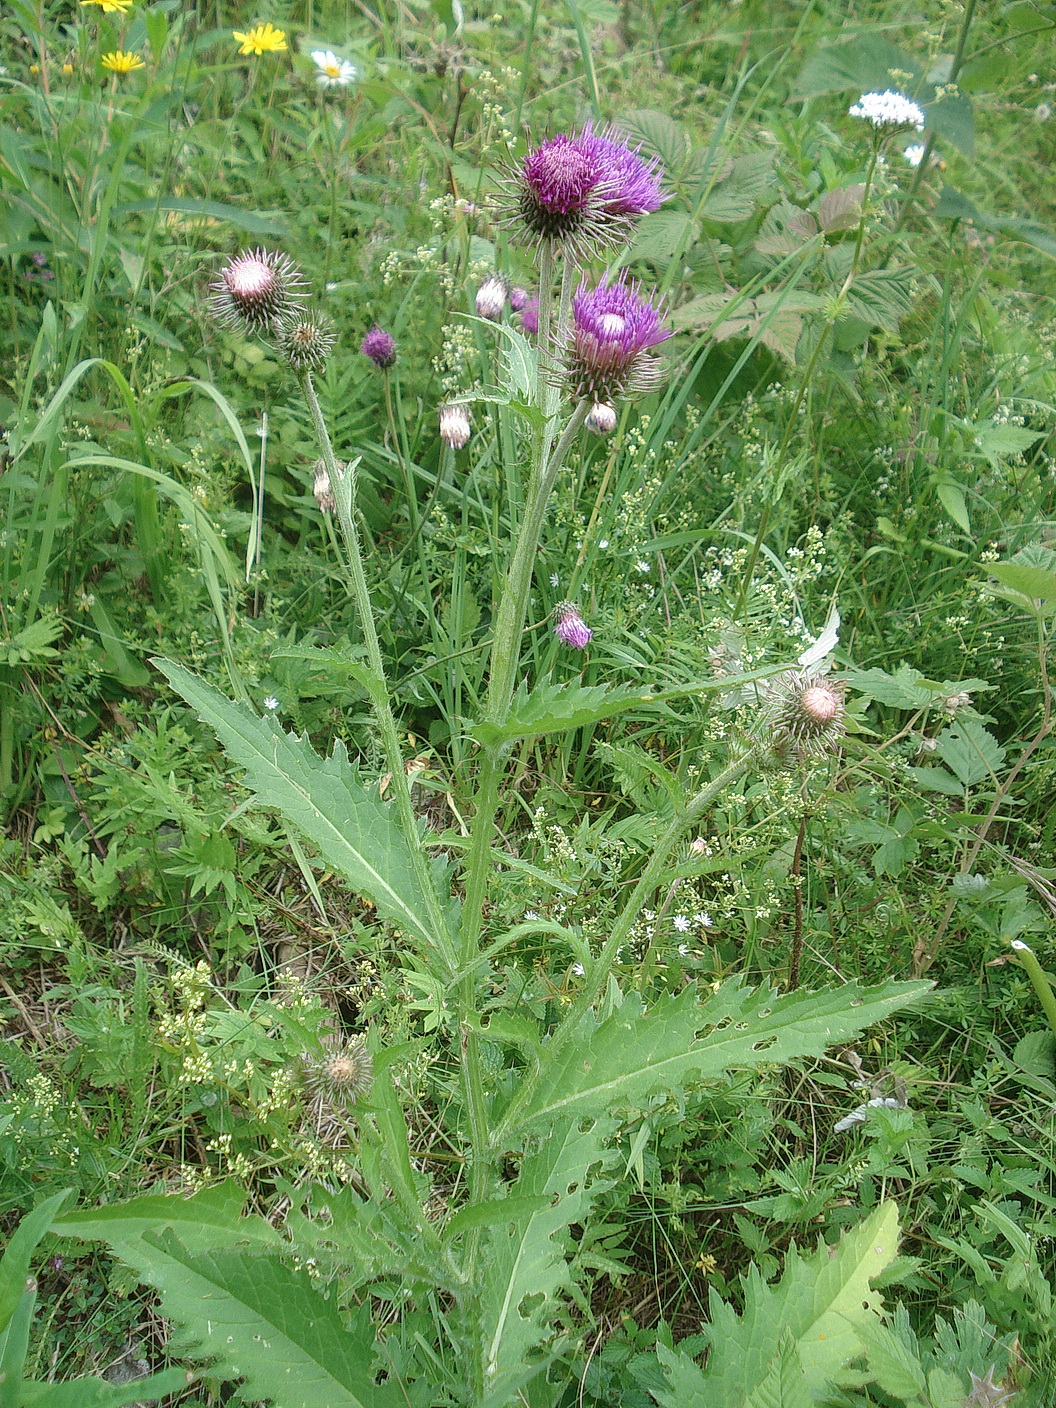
849 89 926 131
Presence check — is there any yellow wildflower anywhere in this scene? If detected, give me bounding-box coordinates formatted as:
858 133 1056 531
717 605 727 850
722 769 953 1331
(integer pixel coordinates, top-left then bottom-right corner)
101 50 145 74
62 62 75 75
80 0 134 13
232 22 287 56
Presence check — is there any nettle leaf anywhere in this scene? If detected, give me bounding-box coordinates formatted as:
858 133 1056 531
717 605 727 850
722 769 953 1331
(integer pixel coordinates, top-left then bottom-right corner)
934 719 1005 789
849 665 963 710
654 1203 900 1408
154 659 458 969
793 32 919 98
843 267 916 332
615 109 688 172
510 979 930 1133
986 561 1056 603
700 152 776 224
627 210 700 263
474 1115 617 1407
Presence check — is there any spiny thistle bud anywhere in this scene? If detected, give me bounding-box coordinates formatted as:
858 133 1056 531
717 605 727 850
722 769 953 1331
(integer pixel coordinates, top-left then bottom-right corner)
767 670 846 761
558 276 671 403
300 1035 374 1107
439 402 471 449
209 247 308 332
313 458 335 512
553 601 592 649
508 285 529 312
360 324 397 369
475 274 508 321
276 311 336 371
504 123 664 261
586 402 618 435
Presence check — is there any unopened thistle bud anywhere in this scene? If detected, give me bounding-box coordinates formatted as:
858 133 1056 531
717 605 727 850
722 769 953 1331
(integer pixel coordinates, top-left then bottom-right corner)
767 671 847 760
508 285 529 312
360 324 397 369
313 459 335 512
586 402 618 435
439 402 471 449
299 1035 374 1107
209 247 308 332
553 601 592 650
276 311 336 371
519 295 540 335
475 274 508 321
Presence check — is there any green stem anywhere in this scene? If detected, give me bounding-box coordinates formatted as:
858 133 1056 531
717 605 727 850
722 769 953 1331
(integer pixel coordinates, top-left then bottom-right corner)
1010 941 1056 1042
300 371 456 978
491 746 757 1147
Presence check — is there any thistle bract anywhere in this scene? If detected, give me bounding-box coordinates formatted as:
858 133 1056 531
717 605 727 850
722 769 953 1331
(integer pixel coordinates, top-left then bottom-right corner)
209 248 307 332
361 324 397 368
560 277 671 402
509 123 663 258
767 671 847 761
276 311 336 371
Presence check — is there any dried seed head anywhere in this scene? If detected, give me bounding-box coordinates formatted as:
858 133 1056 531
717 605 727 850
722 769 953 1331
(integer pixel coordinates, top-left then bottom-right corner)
439 402 471 449
209 247 308 332
360 324 397 368
276 311 336 371
475 274 508 321
586 402 618 435
300 1036 374 1107
767 670 847 760
553 601 592 649
313 459 335 512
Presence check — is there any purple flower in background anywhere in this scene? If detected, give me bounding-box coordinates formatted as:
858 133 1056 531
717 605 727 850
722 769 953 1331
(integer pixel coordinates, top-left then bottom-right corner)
508 123 663 258
508 285 530 312
519 295 540 335
560 276 671 401
361 324 397 368
553 601 592 649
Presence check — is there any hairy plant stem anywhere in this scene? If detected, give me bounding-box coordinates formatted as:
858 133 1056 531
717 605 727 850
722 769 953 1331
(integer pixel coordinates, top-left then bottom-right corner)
491 746 757 1148
300 371 456 977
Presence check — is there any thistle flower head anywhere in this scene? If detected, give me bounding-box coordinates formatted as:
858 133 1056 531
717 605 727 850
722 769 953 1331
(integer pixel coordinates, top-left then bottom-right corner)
586 402 618 435
767 670 847 761
519 295 540 335
209 247 307 333
360 324 397 368
506 122 664 259
313 458 336 512
559 276 671 402
475 274 508 321
849 89 926 132
439 402 471 449
553 601 592 649
300 1035 374 1107
276 310 336 371
508 285 529 312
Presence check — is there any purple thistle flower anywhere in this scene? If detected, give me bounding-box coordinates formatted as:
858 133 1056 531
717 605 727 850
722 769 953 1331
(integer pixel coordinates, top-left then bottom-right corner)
559 276 671 402
519 295 540 336
507 123 664 259
554 602 593 649
209 247 307 332
553 601 592 649
361 324 397 369
508 285 530 312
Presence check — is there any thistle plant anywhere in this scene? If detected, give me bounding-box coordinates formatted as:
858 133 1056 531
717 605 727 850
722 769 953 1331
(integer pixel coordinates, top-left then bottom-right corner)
60 122 931 1408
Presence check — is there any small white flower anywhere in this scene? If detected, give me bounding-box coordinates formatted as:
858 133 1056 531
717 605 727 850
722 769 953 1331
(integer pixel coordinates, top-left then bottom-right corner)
523 910 539 922
694 912 713 927
549 573 560 587
263 695 280 711
571 962 585 976
311 49 358 89
903 143 927 167
849 89 926 132
678 944 690 957
598 539 609 549
635 559 651 573
673 915 691 933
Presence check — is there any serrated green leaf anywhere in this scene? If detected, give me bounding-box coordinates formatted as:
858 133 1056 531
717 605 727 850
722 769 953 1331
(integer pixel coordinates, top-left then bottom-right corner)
854 1318 929 1401
973 423 1045 458
985 562 1056 602
19 1368 194 1407
153 659 457 970
934 719 1005 788
848 665 939 709
627 210 700 263
615 109 688 171
471 678 660 747
507 980 930 1134
701 152 775 223
793 32 918 98
925 90 974 156
53 1182 280 1252
844 267 916 332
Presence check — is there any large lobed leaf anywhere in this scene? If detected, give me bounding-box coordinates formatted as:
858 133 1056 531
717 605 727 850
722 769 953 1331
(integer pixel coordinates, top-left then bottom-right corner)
154 659 458 972
504 979 931 1136
654 1203 901 1407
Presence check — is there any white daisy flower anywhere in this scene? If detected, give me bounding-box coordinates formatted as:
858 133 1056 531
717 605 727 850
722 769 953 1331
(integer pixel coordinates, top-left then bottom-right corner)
311 49 358 89
263 695 280 711
849 89 925 132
